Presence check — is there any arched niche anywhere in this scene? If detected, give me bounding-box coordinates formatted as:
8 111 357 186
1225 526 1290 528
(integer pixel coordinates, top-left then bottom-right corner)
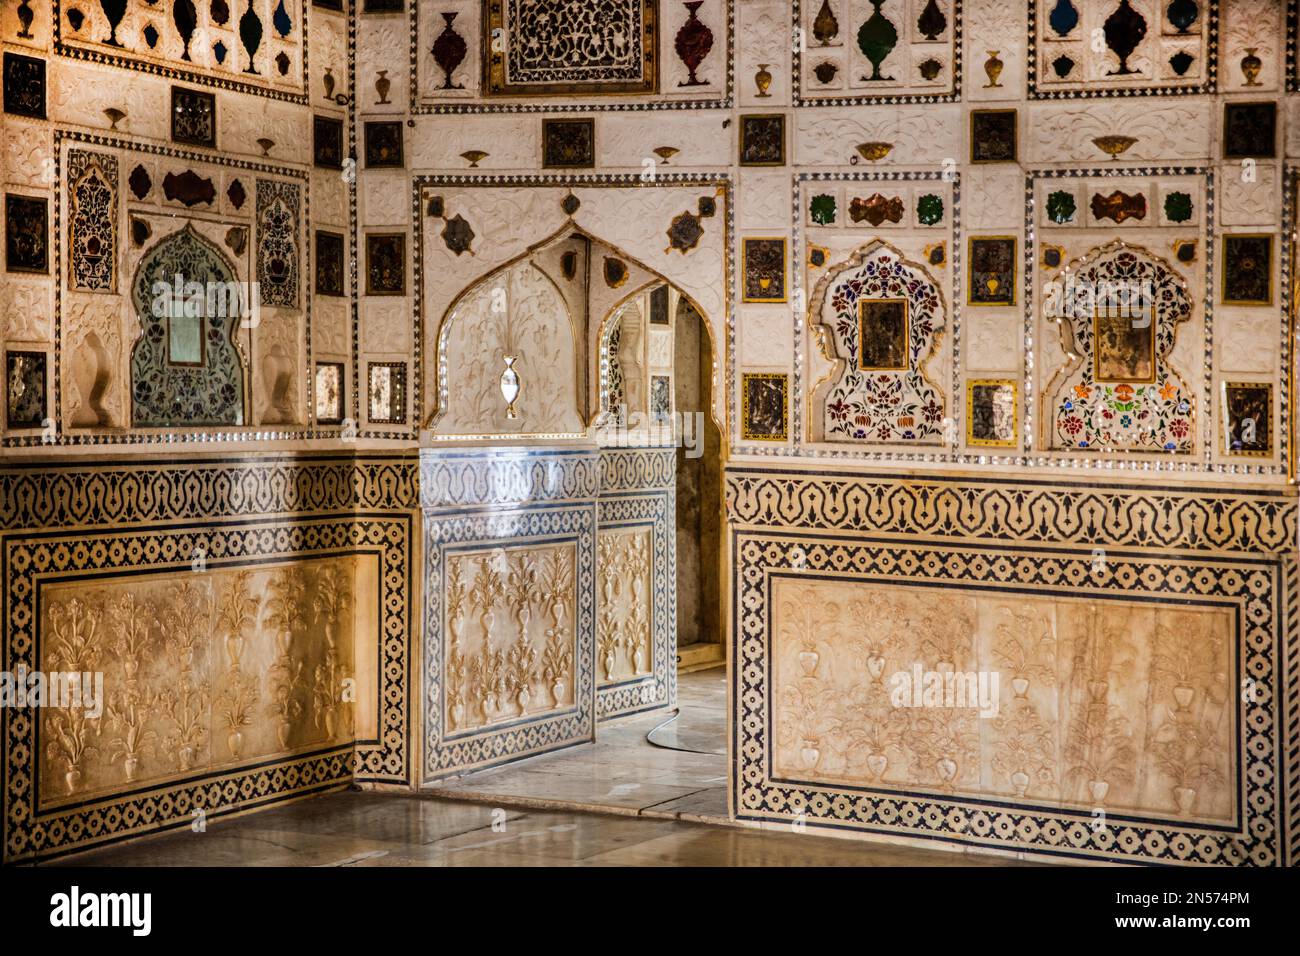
432 258 584 436
808 240 948 444
1041 241 1193 453
129 225 246 428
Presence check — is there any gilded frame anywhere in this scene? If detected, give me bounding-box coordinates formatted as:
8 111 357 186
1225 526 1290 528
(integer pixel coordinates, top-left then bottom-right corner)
966 378 1018 448
1221 380 1274 458
741 371 789 442
483 0 659 97
1220 233 1274 306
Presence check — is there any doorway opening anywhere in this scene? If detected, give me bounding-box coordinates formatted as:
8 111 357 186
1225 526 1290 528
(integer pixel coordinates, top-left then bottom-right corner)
423 228 728 822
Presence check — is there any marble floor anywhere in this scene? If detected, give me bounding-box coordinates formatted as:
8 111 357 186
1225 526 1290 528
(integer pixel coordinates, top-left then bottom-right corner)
50 669 1035 866
423 667 732 822
55 790 1030 867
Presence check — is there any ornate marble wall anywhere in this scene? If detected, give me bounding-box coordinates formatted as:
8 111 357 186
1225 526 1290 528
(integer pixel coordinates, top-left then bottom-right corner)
0 453 417 862
6 0 1300 866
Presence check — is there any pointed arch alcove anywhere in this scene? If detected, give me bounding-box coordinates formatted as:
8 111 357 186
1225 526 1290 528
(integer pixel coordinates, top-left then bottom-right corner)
129 225 247 428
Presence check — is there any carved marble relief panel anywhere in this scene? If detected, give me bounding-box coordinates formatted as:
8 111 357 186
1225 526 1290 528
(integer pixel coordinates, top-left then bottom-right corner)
435 258 584 435
443 543 578 734
3 455 418 862
771 578 1235 823
596 528 653 685
729 467 1291 866
596 448 676 719
38 557 360 808
796 0 960 104
420 448 598 781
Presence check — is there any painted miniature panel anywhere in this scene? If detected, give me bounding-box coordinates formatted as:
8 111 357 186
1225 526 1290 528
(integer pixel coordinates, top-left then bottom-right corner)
742 372 789 442
808 242 947 444
796 0 961 104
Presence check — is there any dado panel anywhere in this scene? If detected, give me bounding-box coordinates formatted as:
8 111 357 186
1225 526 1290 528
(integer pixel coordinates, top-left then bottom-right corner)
596 447 677 720
729 465 1298 867
420 447 599 781
0 453 417 864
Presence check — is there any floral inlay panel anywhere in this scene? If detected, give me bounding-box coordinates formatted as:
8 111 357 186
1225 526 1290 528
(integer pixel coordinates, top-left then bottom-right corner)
255 179 300 309
810 242 947 444
68 149 119 293
1044 242 1193 453
129 226 246 427
486 0 658 96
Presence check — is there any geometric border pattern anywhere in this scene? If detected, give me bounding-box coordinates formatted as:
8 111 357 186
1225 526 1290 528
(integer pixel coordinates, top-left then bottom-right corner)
728 465 1297 867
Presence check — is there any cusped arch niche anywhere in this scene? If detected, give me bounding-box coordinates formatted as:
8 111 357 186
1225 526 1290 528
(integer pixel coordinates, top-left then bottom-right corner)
808 241 948 444
129 225 246 428
1042 241 1193 453
431 257 584 436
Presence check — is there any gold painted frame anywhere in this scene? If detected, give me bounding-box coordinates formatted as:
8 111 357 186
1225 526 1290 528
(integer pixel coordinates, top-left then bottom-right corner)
1091 311 1157 384
1221 380 1273 457
969 108 1018 164
483 0 659 97
541 118 596 169
738 114 786 167
967 235 1017 306
1220 233 1274 306
966 378 1019 448
857 297 909 371
741 236 787 303
741 371 789 442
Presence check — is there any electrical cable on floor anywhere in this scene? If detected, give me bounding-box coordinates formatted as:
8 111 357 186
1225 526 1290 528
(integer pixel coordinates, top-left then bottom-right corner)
644 709 723 755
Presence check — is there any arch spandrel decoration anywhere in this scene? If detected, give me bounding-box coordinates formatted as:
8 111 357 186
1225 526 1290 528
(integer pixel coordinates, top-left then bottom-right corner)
1043 241 1194 453
129 226 247 427
808 241 948 445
